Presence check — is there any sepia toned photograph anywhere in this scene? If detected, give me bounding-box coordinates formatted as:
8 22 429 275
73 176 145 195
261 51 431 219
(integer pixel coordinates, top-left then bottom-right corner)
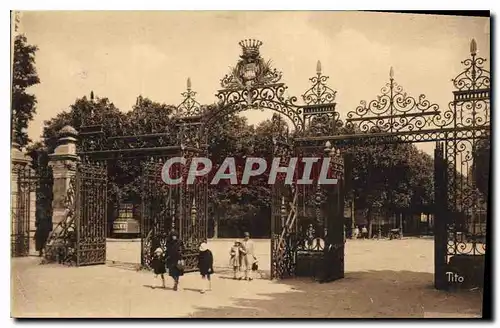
10 10 490 319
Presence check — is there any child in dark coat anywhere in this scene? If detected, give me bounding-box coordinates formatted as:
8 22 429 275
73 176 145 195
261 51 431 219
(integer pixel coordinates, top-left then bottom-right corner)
197 242 214 294
166 232 184 291
151 247 166 288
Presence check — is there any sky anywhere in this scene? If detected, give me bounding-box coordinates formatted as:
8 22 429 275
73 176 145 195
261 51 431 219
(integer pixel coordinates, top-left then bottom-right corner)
16 11 490 155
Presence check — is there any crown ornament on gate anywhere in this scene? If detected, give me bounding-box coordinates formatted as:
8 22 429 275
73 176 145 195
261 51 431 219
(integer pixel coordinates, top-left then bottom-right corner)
220 39 283 90
239 39 263 58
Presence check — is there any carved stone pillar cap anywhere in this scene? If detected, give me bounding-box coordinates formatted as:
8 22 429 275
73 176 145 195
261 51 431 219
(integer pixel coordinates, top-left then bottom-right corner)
11 142 31 166
59 125 78 138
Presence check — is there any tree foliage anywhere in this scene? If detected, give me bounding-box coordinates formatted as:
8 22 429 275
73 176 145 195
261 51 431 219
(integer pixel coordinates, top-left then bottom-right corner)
12 34 40 147
346 140 434 236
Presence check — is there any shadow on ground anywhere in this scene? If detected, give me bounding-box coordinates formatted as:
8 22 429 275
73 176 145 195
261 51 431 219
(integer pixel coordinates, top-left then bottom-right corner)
187 270 483 318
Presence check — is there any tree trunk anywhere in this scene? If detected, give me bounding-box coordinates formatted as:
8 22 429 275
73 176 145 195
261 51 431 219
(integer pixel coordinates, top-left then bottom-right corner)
367 208 373 239
213 212 219 239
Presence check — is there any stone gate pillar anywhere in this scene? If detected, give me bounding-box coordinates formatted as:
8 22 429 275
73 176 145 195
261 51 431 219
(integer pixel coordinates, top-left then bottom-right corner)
48 126 79 230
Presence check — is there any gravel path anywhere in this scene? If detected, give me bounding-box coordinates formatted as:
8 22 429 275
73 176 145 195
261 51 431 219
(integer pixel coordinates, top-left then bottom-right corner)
11 238 482 318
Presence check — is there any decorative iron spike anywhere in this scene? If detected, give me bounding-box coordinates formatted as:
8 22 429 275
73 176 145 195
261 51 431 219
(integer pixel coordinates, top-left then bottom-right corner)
187 77 192 91
470 38 477 56
316 60 322 75
390 67 394 79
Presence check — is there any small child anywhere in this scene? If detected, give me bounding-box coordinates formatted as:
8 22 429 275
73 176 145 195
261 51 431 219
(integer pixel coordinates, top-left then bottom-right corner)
229 240 241 280
151 247 166 288
198 242 214 294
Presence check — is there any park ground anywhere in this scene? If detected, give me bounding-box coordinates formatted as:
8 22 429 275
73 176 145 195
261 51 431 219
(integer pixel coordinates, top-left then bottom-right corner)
11 238 482 318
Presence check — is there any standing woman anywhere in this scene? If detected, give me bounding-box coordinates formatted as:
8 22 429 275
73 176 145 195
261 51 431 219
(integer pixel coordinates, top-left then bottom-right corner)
198 242 214 293
166 231 184 291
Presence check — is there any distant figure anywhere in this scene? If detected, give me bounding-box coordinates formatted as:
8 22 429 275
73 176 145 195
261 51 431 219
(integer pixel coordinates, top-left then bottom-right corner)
151 247 166 289
229 240 241 279
361 226 368 239
353 226 360 239
240 232 257 281
166 231 184 291
198 242 214 294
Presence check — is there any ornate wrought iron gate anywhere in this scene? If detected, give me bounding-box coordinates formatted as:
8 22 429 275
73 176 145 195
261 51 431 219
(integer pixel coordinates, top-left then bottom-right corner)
191 39 489 287
11 164 33 257
197 39 346 280
290 40 489 289
74 161 107 266
42 38 488 290
71 106 207 271
141 159 176 269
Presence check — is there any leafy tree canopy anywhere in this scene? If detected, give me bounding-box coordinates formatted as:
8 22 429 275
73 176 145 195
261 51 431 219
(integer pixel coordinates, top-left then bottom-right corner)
12 34 40 147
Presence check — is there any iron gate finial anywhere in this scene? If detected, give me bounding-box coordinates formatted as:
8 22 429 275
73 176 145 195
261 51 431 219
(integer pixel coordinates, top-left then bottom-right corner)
470 38 477 56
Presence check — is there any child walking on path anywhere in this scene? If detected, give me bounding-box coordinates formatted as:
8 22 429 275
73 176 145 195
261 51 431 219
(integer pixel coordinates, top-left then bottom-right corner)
229 240 241 280
151 247 166 289
198 242 214 294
